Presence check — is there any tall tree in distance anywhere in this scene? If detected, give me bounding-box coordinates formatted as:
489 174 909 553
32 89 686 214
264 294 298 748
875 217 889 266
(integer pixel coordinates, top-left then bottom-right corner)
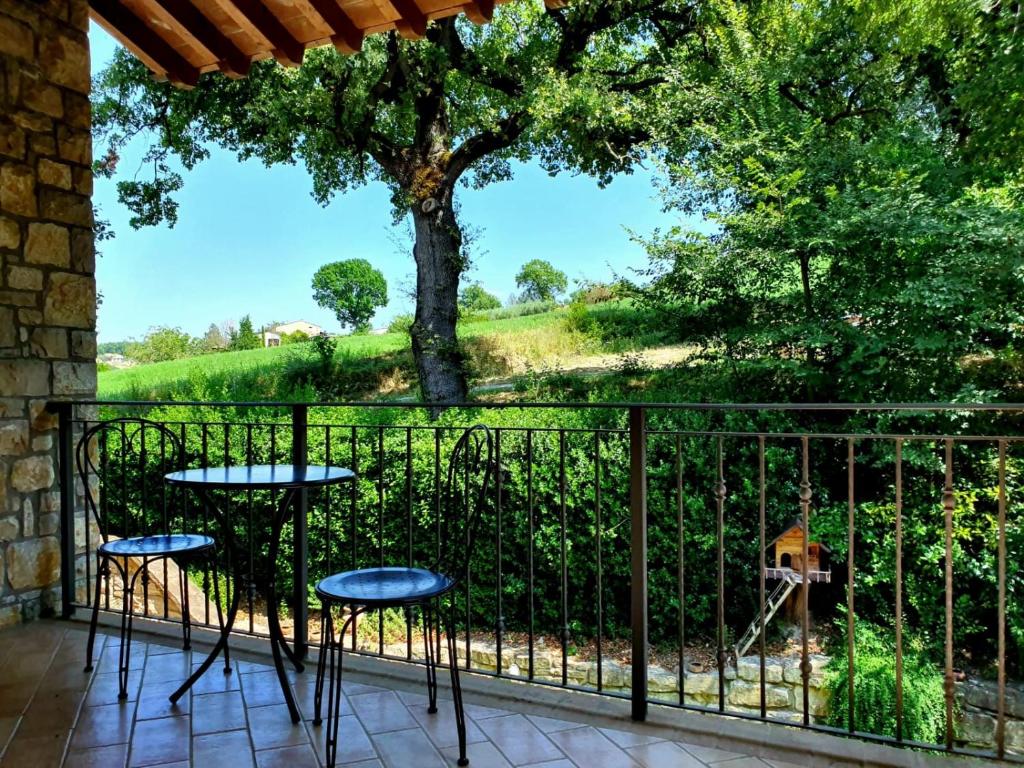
516 259 568 302
459 282 502 313
91 2 702 407
313 259 389 333
230 315 262 351
200 323 228 352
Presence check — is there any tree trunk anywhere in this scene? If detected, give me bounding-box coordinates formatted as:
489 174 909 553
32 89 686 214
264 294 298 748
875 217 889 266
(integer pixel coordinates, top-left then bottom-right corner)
410 196 468 410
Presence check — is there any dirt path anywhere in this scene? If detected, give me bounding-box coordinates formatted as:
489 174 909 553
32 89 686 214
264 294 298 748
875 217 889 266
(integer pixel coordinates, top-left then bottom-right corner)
471 343 695 394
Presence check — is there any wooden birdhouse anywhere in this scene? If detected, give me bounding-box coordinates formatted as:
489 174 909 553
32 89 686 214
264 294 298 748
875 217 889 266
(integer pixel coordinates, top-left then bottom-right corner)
767 521 831 583
734 522 832 657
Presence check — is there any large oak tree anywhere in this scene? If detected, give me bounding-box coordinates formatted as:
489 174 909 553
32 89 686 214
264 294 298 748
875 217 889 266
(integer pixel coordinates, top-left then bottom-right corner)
93 0 704 406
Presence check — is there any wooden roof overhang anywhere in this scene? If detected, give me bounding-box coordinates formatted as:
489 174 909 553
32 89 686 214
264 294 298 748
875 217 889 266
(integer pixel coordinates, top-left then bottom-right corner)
90 0 563 88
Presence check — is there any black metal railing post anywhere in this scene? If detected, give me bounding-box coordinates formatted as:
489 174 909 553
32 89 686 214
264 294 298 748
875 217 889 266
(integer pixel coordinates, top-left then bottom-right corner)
54 401 76 619
629 405 648 721
292 404 309 659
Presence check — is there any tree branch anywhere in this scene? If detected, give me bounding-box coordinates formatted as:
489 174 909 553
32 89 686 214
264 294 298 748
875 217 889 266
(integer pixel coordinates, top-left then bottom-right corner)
610 75 668 93
449 22 525 98
778 82 813 114
368 131 405 177
444 109 529 186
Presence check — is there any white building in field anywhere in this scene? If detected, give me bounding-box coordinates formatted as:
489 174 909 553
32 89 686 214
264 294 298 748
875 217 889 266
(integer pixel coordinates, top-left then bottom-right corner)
274 320 324 337
262 320 325 347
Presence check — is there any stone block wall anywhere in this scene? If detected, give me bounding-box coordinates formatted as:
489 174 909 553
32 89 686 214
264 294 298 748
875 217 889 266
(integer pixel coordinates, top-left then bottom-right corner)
0 0 95 626
363 637 1024 753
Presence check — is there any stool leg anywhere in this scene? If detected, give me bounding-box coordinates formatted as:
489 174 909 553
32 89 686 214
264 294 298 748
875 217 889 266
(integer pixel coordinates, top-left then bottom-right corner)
423 604 438 714
313 604 331 726
118 560 144 701
443 602 469 766
179 561 192 651
84 555 105 673
210 554 231 673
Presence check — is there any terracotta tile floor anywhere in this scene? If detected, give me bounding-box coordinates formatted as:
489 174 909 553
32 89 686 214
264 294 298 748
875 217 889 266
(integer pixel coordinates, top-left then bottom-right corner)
0 622 808 768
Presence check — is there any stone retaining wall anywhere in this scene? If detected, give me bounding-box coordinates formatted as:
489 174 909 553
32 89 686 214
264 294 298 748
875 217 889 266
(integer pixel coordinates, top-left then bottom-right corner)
364 638 1024 752
365 639 830 723
0 0 95 626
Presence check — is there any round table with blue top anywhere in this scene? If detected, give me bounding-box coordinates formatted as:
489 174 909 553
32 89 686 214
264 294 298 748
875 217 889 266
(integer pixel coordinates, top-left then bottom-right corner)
164 464 355 722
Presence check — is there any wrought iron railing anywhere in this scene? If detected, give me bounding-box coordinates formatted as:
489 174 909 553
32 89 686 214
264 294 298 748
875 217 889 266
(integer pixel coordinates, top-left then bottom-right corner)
51 400 1024 760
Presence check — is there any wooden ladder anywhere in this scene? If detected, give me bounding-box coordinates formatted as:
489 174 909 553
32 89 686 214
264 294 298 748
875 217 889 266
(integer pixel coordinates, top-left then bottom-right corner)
733 571 802 659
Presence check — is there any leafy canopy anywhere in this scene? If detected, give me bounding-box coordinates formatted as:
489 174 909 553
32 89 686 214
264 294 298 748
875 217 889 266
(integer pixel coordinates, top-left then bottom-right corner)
516 259 568 302
312 259 389 333
459 282 501 313
91 1 701 227
636 0 1024 402
124 327 193 363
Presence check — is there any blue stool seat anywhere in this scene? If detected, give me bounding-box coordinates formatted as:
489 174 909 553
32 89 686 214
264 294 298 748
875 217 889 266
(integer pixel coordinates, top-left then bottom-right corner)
315 567 454 607
99 533 215 558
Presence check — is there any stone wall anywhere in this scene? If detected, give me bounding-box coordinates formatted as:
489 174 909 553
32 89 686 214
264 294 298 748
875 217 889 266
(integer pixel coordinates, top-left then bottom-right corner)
0 0 95 626
365 637 1024 753
365 638 831 724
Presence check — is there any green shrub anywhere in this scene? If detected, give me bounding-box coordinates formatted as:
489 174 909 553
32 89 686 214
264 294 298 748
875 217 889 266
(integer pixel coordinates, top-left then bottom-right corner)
571 282 618 305
825 619 947 744
563 298 597 336
479 300 559 321
388 313 414 334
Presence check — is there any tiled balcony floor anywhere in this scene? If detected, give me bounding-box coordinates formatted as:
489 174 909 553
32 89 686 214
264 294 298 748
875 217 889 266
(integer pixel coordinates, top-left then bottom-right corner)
0 621 814 768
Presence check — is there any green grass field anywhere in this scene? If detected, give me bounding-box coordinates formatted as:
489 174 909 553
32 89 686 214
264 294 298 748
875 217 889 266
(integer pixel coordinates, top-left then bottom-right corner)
97 307 602 400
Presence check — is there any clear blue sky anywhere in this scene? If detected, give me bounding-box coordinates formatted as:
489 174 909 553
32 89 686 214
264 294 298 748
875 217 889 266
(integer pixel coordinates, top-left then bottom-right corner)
90 25 693 343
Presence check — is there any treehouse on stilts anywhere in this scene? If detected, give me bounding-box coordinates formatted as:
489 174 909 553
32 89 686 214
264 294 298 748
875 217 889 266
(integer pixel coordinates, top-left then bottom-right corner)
734 521 831 658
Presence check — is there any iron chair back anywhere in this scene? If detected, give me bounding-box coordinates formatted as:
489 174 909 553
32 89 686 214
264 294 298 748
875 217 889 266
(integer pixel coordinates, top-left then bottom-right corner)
430 424 494 584
77 418 185 543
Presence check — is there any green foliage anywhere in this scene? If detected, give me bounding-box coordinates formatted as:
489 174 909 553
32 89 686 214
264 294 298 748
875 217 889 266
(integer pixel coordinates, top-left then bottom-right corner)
312 259 388 333
229 315 262 351
311 333 337 377
825 619 947 744
199 324 228 353
388 313 414 335
92 5 692 223
516 260 568 302
637 0 1024 404
97 340 128 355
473 300 559 322
459 283 501 314
124 326 194 363
571 281 620 305
563 297 597 336
280 330 310 345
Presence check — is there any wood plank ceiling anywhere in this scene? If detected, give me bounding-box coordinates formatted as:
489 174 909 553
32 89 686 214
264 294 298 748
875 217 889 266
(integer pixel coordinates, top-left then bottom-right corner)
90 0 558 87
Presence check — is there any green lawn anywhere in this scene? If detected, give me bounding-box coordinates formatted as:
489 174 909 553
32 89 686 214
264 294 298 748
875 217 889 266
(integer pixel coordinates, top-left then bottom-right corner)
98 308 575 401
97 302 670 402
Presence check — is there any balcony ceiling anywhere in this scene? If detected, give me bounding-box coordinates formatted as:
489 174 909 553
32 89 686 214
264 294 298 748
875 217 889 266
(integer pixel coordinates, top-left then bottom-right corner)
89 0 536 88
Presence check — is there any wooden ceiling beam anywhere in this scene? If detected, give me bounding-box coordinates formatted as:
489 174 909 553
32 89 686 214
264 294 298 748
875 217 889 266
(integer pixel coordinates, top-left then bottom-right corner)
150 0 251 77
463 0 494 25
372 0 427 40
222 0 306 66
306 0 363 54
90 0 200 87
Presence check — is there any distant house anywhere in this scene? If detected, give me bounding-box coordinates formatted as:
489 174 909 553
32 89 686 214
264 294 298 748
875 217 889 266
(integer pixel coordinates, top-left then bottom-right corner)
98 353 133 369
274 320 324 338
261 320 325 347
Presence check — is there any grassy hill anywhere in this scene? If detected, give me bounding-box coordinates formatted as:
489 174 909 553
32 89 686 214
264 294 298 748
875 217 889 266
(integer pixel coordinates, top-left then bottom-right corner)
98 302 671 402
